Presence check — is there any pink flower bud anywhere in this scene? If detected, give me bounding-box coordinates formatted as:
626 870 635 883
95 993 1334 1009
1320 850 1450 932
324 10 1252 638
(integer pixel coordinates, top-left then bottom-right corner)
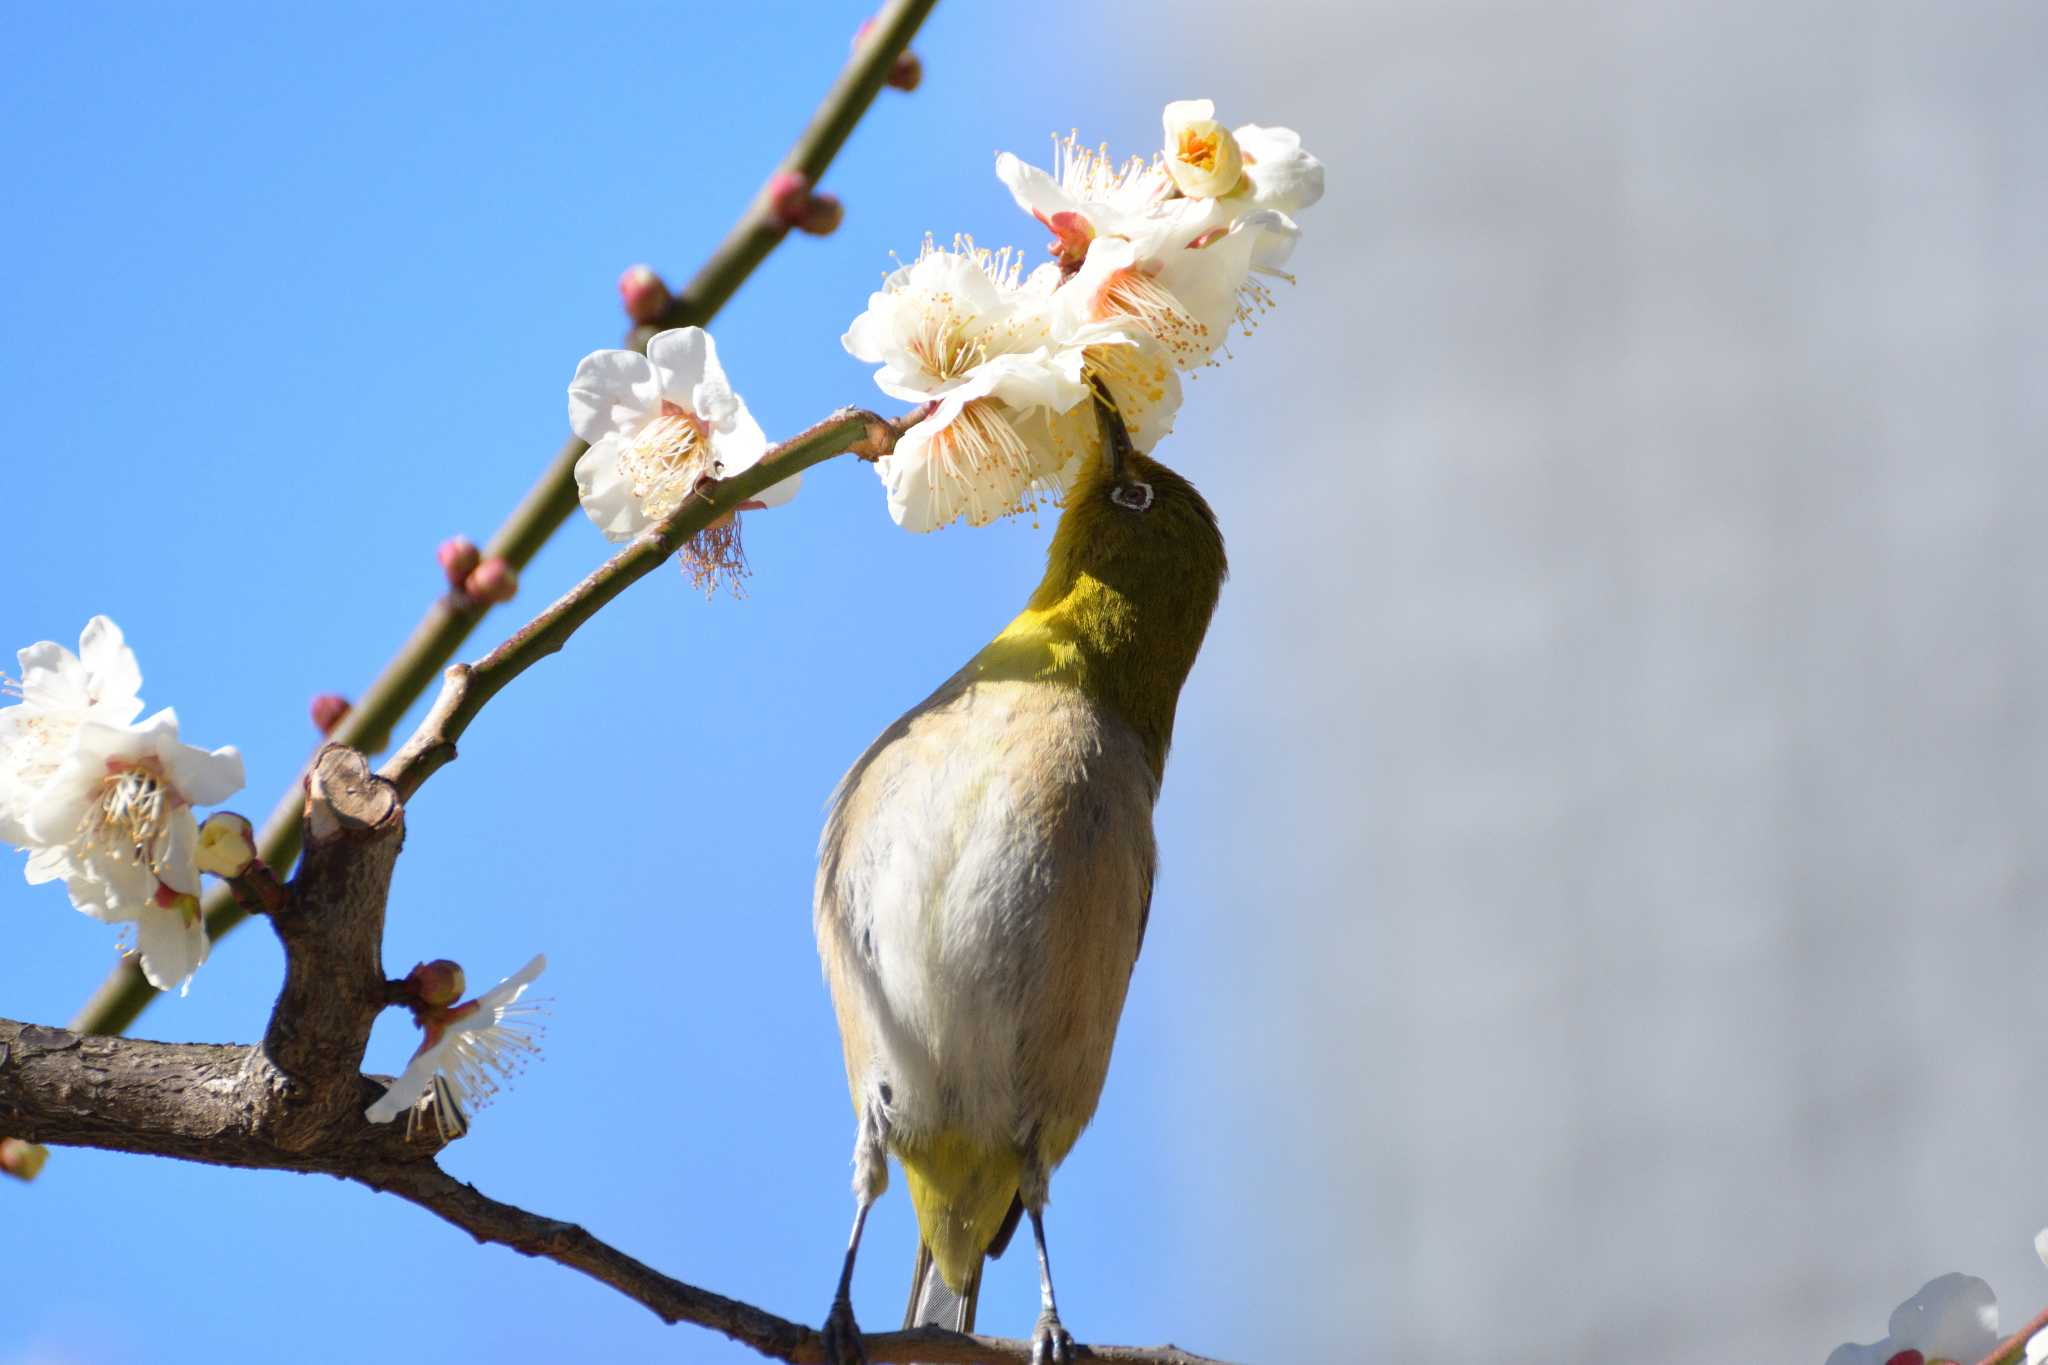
309 693 351 736
852 16 921 91
795 192 844 237
464 557 519 605
437 535 481 589
617 264 671 325
0 1139 48 1183
196 811 258 879
1882 1353 1924 1365
405 959 467 1009
767 170 815 229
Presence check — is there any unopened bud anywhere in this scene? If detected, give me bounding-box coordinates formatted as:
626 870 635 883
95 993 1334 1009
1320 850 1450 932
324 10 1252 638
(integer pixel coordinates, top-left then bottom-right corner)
438 535 481 589
195 811 258 879
405 959 467 1009
464 557 518 605
767 170 815 230
617 264 671 325
795 192 843 237
853 17 922 91
309 693 351 736
0 1139 48 1182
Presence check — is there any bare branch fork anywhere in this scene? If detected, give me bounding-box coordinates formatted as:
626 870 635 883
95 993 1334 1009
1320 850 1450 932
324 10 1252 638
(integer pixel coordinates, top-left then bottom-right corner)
0 410 1230 1364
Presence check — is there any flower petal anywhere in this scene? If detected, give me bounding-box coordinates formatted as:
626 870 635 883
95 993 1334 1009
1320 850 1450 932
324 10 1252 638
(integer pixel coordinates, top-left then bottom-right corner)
366 1042 448 1124
996 151 1075 222
567 350 660 445
573 434 651 543
710 404 801 508
76 616 144 722
135 899 207 992
1235 124 1324 213
158 810 200 896
646 327 715 406
160 739 244 808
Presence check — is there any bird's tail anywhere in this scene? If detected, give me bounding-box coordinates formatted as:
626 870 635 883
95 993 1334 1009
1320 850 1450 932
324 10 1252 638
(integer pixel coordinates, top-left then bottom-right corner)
904 1239 980 1331
902 1193 1023 1332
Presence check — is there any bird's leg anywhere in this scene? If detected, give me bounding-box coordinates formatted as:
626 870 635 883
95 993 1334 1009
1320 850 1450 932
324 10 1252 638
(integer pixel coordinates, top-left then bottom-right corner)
822 1198 873 1365
824 1086 890 1365
1026 1205 1076 1365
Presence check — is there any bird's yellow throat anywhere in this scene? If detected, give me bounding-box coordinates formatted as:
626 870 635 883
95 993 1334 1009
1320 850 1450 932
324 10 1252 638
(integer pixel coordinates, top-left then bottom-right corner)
965 451 1227 781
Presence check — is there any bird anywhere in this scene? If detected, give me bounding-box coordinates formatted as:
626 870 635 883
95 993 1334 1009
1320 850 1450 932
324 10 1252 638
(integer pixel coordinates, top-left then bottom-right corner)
813 391 1227 1364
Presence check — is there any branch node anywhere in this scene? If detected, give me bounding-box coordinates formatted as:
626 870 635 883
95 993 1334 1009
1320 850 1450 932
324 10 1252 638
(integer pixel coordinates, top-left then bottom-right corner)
305 745 400 842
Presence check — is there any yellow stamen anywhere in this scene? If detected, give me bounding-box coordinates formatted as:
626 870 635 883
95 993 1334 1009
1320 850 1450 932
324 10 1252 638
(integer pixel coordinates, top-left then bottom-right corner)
924 399 1042 526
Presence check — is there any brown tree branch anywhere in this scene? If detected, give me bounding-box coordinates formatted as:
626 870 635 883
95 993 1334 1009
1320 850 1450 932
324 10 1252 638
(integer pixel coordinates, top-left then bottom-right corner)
0 1015 1223 1364
383 407 908 800
69 0 942 1041
5 719 1232 1363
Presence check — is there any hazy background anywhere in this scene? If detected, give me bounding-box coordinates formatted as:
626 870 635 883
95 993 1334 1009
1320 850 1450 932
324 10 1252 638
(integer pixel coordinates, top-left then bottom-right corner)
4 3 2045 1363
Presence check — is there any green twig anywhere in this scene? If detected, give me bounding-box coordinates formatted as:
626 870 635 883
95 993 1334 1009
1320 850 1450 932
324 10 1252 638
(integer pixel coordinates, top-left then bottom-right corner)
381 409 905 801
67 0 940 1039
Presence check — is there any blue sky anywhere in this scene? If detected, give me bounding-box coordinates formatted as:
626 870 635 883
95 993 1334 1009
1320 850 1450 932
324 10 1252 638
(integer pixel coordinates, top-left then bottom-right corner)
1 4 1328 1362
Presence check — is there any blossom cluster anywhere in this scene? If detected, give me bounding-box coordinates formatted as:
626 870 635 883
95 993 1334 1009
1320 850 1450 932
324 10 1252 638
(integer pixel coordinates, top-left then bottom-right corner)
854 98 1321 532
568 99 1322 545
0 618 244 992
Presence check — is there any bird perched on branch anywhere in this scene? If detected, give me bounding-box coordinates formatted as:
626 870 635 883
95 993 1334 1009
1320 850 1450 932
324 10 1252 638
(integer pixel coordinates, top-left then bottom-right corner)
814 392 1226 1363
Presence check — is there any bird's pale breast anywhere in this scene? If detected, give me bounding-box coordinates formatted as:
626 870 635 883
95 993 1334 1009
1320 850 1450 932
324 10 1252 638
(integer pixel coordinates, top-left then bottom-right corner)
816 674 1158 1162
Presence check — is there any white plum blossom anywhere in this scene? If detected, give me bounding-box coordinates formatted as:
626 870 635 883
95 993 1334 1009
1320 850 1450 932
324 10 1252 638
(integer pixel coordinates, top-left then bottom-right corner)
994 100 1322 371
22 709 243 991
1161 98 1244 200
844 238 1107 532
1164 99 1325 217
367 954 547 1139
0 616 145 847
1825 1271 2039 1365
994 133 1183 272
568 327 794 591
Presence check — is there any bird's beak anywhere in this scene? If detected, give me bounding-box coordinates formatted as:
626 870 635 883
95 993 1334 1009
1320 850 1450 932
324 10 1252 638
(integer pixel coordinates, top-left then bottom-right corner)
1090 378 1134 488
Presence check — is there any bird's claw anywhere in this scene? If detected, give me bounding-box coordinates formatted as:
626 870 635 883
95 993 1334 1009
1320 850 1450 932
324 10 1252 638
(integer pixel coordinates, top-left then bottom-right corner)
822 1295 866 1365
1031 1309 1074 1365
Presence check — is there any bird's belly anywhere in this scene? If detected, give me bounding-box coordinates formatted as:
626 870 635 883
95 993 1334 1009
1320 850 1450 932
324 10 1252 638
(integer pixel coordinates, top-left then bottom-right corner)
823 685 1157 1156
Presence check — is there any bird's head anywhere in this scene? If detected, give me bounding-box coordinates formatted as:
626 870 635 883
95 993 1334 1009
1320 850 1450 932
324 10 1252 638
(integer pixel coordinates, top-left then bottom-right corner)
1035 389 1227 625
1013 393 1227 772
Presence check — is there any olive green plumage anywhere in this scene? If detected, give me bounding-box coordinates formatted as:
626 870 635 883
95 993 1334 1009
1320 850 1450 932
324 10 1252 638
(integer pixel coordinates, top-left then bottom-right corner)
815 446 1226 1335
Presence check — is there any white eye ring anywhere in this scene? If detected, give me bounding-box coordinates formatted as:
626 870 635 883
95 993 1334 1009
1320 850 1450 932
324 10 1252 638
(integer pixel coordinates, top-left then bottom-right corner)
1111 481 1154 512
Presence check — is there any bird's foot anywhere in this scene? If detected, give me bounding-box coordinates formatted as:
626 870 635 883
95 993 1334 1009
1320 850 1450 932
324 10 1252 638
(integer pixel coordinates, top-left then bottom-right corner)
822 1294 866 1365
1031 1308 1075 1365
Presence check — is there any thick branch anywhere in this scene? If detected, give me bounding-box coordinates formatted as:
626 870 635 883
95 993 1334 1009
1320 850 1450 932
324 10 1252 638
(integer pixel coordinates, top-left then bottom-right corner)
68 0 941 1040
367 1163 1227 1364
0 1015 1224 1363
383 409 905 798
260 746 406 1147
0 1022 424 1172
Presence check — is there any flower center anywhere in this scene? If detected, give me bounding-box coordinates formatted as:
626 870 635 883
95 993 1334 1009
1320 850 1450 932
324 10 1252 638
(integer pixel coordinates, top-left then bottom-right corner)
85 763 178 871
1095 265 1208 364
1176 128 1221 173
921 399 1041 526
617 405 713 522
907 309 987 383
